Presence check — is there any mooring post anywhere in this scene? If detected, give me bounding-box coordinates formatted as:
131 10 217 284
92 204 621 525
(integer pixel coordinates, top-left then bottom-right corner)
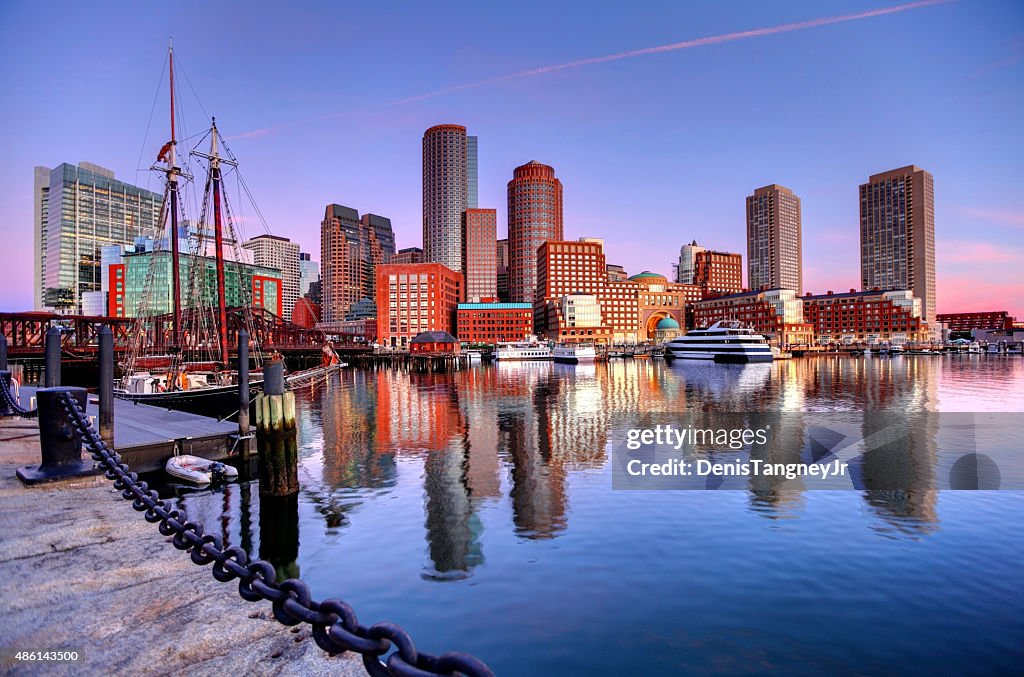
17 387 100 485
255 358 294 435
45 326 61 388
0 332 8 371
98 325 114 445
237 329 250 457
0 370 14 417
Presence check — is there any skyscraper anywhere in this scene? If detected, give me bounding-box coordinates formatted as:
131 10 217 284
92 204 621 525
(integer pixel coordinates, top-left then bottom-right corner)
859 165 936 326
242 235 300 320
675 240 706 284
467 135 479 209
34 162 163 312
298 252 319 297
320 204 395 323
423 124 469 273
508 161 563 303
461 208 497 302
746 184 802 294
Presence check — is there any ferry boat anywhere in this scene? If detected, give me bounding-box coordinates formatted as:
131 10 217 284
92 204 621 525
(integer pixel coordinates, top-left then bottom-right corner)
552 345 596 364
664 321 773 363
494 339 553 361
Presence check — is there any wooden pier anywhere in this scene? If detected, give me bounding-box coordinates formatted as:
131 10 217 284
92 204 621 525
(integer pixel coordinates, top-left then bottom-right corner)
20 386 238 474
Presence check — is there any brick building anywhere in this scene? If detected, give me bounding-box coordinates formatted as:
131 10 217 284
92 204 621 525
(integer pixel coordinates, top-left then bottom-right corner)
534 239 699 343
375 262 463 348
803 289 929 344
694 249 743 298
461 208 497 302
508 161 563 303
391 247 425 265
693 288 814 346
936 311 1015 334
457 302 533 344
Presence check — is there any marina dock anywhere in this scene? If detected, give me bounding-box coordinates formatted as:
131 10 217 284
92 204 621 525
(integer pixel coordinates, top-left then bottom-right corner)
18 387 238 473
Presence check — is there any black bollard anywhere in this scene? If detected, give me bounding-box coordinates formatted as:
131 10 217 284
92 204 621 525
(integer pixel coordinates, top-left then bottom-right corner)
17 387 101 485
45 326 61 387
98 326 114 445
237 329 250 457
263 360 284 396
0 332 8 371
0 371 14 417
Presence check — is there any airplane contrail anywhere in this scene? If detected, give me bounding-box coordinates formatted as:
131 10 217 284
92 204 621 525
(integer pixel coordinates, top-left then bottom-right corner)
393 0 953 105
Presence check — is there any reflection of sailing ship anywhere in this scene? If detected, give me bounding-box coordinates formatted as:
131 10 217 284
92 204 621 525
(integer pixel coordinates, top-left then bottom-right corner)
115 43 340 418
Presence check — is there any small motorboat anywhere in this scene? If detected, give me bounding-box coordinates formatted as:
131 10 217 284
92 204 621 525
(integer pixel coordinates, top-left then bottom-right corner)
166 455 239 486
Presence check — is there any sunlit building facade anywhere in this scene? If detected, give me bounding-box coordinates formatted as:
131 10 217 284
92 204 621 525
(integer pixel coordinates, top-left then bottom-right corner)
376 262 463 348
693 288 814 346
508 161 563 303
461 208 497 302
423 124 470 273
747 184 802 294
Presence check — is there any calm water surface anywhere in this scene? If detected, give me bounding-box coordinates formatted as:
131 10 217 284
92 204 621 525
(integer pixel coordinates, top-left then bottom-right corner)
172 356 1024 675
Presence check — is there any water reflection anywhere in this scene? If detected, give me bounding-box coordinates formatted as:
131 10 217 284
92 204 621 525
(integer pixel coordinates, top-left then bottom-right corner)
168 355 1021 581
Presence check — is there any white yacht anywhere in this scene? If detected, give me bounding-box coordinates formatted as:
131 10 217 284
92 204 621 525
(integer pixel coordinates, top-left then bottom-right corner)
494 339 553 361
552 344 596 364
664 321 773 363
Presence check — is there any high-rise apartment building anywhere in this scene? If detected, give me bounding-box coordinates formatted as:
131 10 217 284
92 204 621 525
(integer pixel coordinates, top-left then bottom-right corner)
320 204 395 323
34 162 163 311
423 124 469 273
461 208 497 302
694 249 743 298
242 235 300 320
746 185 802 294
508 161 563 303
859 165 936 325
496 239 510 302
675 240 706 285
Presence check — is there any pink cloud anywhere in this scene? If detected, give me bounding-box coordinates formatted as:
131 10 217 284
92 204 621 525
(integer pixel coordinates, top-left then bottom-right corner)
955 206 1024 228
939 240 1021 264
937 277 1024 316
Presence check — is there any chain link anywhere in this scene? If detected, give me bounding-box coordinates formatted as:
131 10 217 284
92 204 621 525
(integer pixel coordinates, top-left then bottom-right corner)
0 377 38 418
58 392 493 677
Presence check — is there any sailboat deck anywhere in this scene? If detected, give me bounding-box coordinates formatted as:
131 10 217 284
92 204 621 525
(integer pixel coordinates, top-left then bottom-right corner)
19 387 240 473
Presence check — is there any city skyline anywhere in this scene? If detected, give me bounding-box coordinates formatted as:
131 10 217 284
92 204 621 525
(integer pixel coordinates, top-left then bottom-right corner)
1 1 1022 315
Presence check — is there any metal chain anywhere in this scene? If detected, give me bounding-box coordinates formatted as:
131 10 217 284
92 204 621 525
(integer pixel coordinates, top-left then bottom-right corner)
58 393 493 677
0 378 38 418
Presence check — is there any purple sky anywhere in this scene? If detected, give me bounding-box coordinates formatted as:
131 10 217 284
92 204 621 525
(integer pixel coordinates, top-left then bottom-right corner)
1 0 1022 316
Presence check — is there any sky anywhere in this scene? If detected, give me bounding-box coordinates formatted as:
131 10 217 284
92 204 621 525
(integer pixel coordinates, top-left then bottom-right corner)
1 0 1022 316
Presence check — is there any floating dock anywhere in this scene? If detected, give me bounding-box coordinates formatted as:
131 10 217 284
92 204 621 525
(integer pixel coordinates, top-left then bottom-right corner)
19 387 239 473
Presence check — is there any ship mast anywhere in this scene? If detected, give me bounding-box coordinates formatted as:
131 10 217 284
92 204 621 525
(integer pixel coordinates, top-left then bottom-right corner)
166 38 183 352
199 120 231 366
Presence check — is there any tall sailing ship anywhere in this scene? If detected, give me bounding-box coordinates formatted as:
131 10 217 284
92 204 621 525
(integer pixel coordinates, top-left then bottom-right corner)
115 43 341 418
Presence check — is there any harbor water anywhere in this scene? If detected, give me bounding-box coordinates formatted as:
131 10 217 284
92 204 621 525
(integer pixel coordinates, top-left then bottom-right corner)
169 356 1024 675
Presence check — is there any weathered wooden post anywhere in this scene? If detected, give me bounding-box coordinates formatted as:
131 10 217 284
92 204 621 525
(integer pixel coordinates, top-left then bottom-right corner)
17 387 99 485
45 326 61 387
237 329 251 458
255 358 294 435
98 326 114 445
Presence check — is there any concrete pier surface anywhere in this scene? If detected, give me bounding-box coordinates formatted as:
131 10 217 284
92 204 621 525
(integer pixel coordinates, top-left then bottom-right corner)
0 418 368 676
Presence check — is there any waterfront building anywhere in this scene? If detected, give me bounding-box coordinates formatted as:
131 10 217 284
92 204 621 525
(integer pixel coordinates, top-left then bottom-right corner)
496 239 510 302
34 162 163 312
423 124 471 273
242 234 300 320
693 288 814 346
936 310 1015 334
391 247 425 265
375 262 463 348
746 184 802 294
110 249 283 318
461 208 497 302
558 293 612 344
694 249 743 298
508 161 564 303
535 239 699 343
803 288 929 344
457 302 533 344
860 165 936 326
320 204 395 323
410 331 461 354
298 251 319 297
606 264 628 282
675 240 706 285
